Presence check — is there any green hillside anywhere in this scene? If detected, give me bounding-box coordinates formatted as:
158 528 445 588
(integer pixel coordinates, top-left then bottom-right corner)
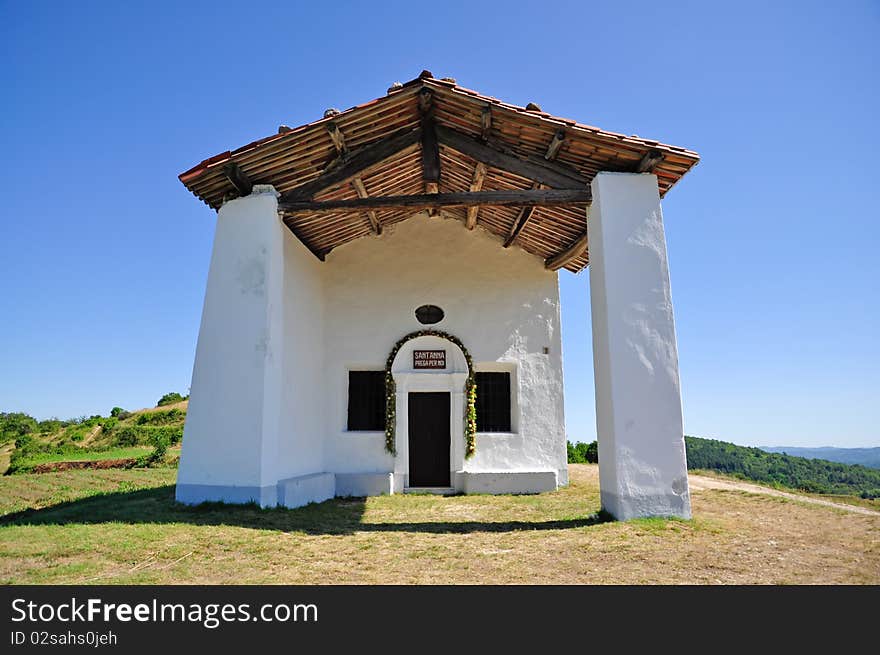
567 436 880 499
0 394 187 475
684 436 880 498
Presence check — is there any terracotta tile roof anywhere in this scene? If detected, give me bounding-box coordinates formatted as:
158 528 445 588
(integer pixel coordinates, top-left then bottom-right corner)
178 72 699 273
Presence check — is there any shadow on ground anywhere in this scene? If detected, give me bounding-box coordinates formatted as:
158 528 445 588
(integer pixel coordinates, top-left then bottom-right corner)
0 485 611 535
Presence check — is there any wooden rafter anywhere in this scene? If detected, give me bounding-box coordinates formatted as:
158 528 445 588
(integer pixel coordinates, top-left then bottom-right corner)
465 163 488 230
503 206 535 248
636 148 664 173
279 189 589 214
419 87 440 215
544 129 565 160
278 126 422 203
223 162 253 197
505 129 566 248
326 122 348 156
480 105 492 141
324 121 380 234
351 177 382 235
435 125 585 189
545 231 588 271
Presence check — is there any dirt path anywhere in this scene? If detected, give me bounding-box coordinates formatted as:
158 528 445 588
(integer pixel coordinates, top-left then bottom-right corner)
78 425 103 448
0 443 13 475
688 473 880 516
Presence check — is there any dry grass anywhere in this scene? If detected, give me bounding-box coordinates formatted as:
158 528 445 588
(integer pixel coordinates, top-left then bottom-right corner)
0 443 13 475
135 400 188 414
0 464 877 584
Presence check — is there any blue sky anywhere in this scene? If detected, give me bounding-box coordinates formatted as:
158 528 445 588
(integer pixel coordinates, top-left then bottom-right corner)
1 1 877 447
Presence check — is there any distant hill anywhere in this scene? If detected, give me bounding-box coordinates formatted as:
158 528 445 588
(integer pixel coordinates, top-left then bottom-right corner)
760 446 880 470
685 436 880 498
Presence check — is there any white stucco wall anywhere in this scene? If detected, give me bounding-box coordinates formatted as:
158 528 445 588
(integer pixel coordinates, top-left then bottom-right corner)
177 186 325 506
321 214 568 486
276 214 326 481
178 199 568 505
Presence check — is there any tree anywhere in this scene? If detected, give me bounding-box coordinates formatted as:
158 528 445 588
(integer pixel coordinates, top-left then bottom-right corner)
157 392 185 407
585 440 598 463
0 412 38 442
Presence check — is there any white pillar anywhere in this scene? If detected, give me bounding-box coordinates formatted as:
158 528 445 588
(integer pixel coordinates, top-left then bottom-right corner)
176 185 284 507
588 172 691 520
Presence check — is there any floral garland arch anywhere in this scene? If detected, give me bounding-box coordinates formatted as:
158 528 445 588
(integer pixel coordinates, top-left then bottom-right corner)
384 329 476 459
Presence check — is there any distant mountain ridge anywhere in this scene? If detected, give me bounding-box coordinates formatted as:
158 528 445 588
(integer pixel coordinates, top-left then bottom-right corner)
760 446 880 470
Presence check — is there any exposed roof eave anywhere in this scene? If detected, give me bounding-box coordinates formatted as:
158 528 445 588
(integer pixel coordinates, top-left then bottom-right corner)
178 73 699 273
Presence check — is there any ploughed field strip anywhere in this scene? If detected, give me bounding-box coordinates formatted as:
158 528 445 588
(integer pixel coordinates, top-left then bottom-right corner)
0 466 877 585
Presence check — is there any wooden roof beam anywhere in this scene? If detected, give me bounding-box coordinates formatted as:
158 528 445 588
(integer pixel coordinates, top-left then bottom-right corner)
419 87 440 215
326 121 348 156
435 124 585 189
279 188 589 214
503 206 535 248
223 162 253 197
504 129 566 248
480 106 492 141
636 148 664 173
278 126 422 203
465 163 488 230
351 177 382 235
544 129 566 160
545 231 588 271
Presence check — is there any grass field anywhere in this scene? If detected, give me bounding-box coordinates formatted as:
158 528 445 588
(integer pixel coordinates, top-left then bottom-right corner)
0 464 877 584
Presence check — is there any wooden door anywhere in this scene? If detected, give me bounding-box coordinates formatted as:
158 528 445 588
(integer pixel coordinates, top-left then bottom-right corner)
407 392 450 487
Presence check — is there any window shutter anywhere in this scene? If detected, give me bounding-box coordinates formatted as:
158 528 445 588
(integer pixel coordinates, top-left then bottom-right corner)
347 371 386 431
475 372 512 432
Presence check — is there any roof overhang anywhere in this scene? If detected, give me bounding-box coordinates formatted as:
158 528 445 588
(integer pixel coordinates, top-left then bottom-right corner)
178 71 699 273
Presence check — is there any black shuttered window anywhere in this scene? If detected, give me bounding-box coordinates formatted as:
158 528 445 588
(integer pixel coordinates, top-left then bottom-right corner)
347 371 386 431
475 372 512 433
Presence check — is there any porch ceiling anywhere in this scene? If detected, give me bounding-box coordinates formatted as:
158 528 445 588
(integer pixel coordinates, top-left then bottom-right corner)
178 71 699 273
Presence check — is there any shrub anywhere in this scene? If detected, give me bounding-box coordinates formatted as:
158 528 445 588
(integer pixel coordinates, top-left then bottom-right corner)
136 408 183 425
157 392 185 407
14 434 36 451
0 412 38 443
112 425 183 448
100 416 118 435
135 429 174 467
113 427 140 446
110 407 126 418
37 418 66 434
584 440 598 463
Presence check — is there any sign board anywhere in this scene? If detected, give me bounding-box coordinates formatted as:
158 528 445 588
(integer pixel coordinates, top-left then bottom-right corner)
413 350 446 369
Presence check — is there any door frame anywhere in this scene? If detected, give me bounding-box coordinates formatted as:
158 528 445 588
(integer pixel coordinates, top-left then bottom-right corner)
393 370 466 490
407 391 451 487
389 334 469 491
